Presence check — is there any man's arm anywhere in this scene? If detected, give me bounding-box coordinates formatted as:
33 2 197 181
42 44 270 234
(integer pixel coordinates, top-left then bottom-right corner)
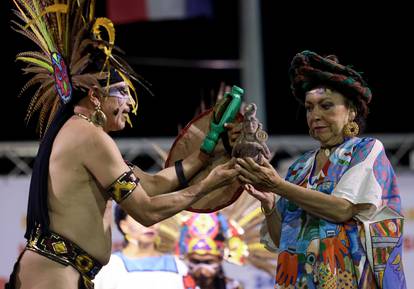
132 150 210 197
83 129 237 226
121 180 211 226
133 121 242 197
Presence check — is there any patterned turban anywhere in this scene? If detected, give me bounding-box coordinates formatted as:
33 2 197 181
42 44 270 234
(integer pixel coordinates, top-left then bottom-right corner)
289 50 372 106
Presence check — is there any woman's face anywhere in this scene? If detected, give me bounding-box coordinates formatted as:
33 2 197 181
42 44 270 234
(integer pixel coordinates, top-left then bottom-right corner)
305 87 355 147
120 215 159 245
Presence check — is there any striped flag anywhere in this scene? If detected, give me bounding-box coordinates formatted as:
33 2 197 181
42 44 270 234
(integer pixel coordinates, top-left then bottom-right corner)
107 0 213 24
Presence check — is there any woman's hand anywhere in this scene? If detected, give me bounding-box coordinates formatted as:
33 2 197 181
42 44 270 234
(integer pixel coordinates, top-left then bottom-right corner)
244 184 275 212
236 157 282 192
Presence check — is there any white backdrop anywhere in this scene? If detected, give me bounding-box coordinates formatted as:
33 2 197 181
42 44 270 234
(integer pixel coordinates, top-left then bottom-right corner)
1 173 413 289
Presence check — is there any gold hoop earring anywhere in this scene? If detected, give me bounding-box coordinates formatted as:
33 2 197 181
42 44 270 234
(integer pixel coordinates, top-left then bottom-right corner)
154 235 161 248
343 121 359 138
91 104 107 127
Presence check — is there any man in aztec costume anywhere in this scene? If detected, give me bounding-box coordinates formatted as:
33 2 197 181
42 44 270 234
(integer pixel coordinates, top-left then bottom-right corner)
7 1 239 288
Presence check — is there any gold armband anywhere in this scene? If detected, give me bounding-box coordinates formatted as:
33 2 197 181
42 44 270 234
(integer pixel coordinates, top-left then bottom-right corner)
106 170 139 203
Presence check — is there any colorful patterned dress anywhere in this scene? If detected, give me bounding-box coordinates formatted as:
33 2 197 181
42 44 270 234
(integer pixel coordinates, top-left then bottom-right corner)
261 137 406 289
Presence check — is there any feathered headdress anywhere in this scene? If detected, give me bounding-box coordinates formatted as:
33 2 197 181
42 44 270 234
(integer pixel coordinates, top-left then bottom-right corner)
10 0 146 239
156 193 278 276
11 0 142 135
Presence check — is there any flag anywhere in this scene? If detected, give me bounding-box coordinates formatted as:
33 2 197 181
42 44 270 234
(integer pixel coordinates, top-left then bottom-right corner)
107 0 213 24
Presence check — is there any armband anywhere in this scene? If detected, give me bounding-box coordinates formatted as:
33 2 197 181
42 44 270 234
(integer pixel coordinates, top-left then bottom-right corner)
106 170 140 203
175 159 189 189
124 159 135 170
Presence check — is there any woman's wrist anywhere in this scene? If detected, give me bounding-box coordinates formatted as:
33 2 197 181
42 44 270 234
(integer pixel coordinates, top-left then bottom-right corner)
261 195 276 216
271 177 283 194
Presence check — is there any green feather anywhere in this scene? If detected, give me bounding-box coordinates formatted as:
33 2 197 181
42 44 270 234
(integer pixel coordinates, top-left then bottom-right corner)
17 56 53 73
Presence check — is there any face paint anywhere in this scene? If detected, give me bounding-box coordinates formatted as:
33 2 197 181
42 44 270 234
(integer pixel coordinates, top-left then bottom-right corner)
108 82 132 106
107 81 135 127
188 262 220 273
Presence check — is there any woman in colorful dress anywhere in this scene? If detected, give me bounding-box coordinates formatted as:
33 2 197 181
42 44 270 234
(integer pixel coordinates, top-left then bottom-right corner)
235 50 406 289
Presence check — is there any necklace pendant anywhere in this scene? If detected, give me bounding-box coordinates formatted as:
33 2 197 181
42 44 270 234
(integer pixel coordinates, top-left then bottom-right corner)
324 148 330 157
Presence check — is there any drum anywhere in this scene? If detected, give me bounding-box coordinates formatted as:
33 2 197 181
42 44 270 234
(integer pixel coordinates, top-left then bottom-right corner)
165 109 243 212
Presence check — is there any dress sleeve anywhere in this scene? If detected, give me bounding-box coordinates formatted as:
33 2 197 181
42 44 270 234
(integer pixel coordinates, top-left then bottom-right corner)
332 139 401 219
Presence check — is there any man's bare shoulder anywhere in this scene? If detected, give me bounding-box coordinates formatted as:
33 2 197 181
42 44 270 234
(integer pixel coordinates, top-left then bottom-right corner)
58 117 117 152
53 115 126 188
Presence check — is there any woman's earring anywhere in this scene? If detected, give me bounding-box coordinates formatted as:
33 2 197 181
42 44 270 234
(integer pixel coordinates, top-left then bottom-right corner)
343 121 359 137
91 103 107 127
154 235 161 248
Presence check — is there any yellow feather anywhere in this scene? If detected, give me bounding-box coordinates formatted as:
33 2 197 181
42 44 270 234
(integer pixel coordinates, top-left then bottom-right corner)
24 4 68 30
13 0 50 53
118 71 139 115
238 207 261 227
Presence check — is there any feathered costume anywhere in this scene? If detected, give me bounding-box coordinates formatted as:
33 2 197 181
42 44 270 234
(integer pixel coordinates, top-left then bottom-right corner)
8 1 142 288
155 193 278 277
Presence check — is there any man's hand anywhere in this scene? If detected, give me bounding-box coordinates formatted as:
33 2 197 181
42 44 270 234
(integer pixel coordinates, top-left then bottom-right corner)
203 159 239 192
224 122 242 148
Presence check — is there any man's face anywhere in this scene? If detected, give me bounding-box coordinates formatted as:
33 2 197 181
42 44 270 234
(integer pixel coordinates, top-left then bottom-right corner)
187 253 221 288
101 81 134 132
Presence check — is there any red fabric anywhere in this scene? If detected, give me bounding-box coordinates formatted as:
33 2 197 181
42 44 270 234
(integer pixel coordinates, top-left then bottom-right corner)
106 0 147 24
183 275 197 289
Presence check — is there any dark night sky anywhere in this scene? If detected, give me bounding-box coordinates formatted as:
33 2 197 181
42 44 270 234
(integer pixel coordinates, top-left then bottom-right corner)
2 0 413 141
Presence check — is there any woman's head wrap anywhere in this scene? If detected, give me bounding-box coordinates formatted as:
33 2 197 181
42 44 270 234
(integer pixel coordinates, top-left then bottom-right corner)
289 50 372 107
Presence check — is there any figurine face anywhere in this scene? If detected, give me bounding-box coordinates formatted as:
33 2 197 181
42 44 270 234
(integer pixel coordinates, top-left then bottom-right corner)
244 119 259 134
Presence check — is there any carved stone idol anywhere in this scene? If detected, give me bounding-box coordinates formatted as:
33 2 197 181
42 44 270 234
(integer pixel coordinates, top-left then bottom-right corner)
232 103 271 163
